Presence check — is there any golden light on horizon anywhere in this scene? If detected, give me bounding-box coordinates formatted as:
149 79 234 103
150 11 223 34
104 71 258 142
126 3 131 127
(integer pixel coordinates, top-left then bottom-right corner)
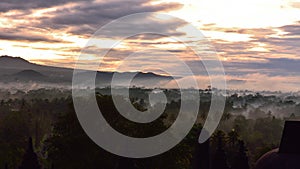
166 0 300 28
0 0 299 82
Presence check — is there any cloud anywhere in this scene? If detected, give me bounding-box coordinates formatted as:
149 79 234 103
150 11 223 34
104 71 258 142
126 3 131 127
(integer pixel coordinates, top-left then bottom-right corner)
280 22 300 36
48 1 182 26
290 2 300 9
201 22 300 63
37 1 183 37
228 79 247 85
0 32 67 43
87 15 187 41
1 0 300 91
0 0 184 43
223 58 300 77
226 73 300 92
0 0 90 12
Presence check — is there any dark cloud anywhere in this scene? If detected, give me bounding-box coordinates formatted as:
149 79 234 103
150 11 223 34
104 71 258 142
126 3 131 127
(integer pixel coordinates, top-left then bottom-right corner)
0 0 183 43
248 23 300 56
201 26 276 37
228 79 247 85
168 49 186 53
95 17 187 39
224 58 300 76
0 32 67 43
204 23 300 62
259 58 300 75
0 0 90 12
212 40 253 53
39 1 183 37
30 58 76 68
48 1 182 26
280 22 300 36
23 46 82 53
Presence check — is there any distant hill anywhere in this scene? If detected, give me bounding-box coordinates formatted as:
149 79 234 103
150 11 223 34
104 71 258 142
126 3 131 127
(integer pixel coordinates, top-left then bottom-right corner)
0 55 72 78
0 56 173 88
1 69 48 82
14 70 46 78
0 55 33 68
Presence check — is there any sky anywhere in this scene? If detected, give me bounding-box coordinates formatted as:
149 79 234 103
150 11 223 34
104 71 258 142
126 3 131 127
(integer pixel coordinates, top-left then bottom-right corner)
0 0 300 91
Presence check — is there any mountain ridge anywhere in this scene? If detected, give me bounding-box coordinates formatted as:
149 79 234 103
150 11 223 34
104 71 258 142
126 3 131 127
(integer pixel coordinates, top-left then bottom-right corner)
0 55 171 77
0 56 173 87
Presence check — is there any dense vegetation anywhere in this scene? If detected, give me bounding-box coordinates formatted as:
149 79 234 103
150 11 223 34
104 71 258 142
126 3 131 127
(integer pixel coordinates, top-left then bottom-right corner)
0 88 298 169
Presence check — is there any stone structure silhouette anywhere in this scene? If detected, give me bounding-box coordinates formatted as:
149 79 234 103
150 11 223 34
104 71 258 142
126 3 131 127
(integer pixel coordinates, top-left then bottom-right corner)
255 121 300 169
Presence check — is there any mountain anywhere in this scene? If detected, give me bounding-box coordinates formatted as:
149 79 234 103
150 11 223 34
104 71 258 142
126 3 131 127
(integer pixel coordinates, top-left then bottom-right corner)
6 70 47 82
14 70 46 78
0 56 173 88
0 55 72 77
0 55 33 67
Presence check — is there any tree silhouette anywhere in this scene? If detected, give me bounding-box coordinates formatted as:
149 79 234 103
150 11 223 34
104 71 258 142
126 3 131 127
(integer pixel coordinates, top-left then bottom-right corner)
192 129 210 169
289 113 296 119
227 129 239 146
222 112 232 121
18 137 41 169
232 140 249 169
211 131 230 169
116 157 138 169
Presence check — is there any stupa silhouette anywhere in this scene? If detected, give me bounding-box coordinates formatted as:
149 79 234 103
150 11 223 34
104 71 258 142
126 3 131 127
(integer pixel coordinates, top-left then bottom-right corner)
255 121 300 169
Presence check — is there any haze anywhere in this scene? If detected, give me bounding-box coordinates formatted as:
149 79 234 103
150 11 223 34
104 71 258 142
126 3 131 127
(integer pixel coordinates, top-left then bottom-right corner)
1 0 300 91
